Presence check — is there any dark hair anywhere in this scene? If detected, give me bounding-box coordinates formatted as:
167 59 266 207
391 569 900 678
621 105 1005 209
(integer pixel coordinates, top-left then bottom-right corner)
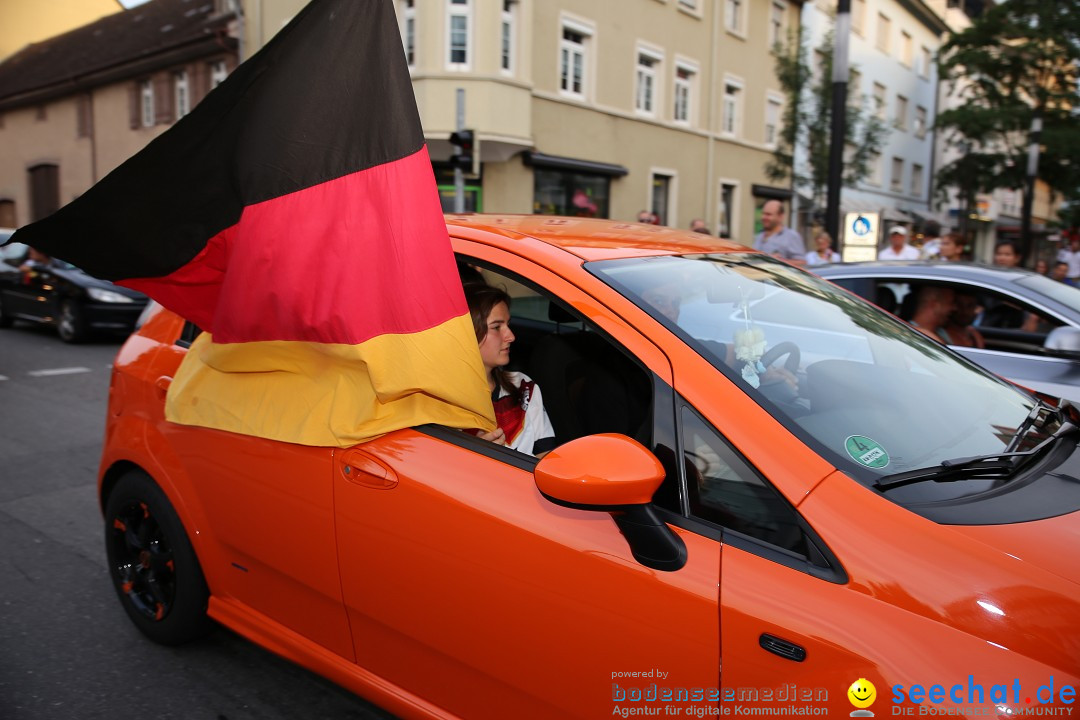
995 240 1023 262
923 220 942 237
464 283 521 402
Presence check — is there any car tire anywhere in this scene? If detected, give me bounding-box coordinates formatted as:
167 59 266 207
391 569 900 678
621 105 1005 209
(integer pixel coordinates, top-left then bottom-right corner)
57 298 89 343
104 469 213 646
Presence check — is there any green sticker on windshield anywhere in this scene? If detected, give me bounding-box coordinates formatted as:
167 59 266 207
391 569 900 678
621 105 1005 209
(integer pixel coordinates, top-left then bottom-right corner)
845 435 890 468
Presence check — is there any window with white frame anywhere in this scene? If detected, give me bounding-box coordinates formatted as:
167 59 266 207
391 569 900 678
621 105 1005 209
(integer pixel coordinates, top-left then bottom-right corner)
673 63 696 125
911 163 923 196
891 157 904 192
869 152 882 186
447 0 471 69
140 79 154 127
722 79 742 136
765 95 782 146
914 105 927 138
900 30 913 66
725 0 744 35
852 0 866 35
873 82 886 120
560 21 591 99
848 69 861 106
895 94 908 130
769 1 786 47
210 60 228 88
876 13 891 54
174 70 190 121
920 45 932 78
635 49 662 116
501 0 515 73
401 0 416 67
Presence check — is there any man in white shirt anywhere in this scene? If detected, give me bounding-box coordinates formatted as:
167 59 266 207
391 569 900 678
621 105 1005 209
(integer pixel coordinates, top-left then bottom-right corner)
1056 236 1080 285
879 226 920 260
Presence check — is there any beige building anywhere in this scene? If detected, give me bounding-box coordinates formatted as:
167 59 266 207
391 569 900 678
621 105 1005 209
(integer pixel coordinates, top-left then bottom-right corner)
1 0 800 244
0 0 238 229
0 0 124 60
244 0 803 242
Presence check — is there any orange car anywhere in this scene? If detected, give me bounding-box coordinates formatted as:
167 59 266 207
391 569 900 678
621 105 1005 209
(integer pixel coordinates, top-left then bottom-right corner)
100 216 1080 720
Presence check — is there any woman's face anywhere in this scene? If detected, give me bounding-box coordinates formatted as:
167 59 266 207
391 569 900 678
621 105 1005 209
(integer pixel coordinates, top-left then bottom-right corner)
478 301 514 372
940 236 960 259
994 244 1020 267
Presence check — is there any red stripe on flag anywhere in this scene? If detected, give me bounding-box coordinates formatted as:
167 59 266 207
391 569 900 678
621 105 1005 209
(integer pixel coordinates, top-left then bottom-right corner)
122 147 465 344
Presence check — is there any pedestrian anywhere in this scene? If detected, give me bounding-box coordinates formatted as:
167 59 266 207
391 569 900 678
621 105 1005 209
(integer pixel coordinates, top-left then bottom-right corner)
879 226 920 260
1056 236 1080 285
1034 259 1049 276
937 232 965 262
753 200 806 266
689 218 710 235
805 231 841 266
636 210 658 225
920 221 943 260
1050 261 1070 283
993 240 1022 269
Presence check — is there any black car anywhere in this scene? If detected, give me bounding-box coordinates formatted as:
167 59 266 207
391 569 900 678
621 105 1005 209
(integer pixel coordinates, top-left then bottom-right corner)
0 236 149 343
817 260 1080 402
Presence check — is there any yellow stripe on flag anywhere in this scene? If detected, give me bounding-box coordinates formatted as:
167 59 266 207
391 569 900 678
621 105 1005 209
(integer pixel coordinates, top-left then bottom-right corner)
165 313 496 447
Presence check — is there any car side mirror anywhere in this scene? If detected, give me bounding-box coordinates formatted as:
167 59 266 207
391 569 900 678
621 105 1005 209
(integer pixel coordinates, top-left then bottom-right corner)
1044 327 1080 360
534 434 687 572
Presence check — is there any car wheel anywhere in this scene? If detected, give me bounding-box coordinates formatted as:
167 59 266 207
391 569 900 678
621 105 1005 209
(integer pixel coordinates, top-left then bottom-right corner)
104 469 212 646
57 299 88 343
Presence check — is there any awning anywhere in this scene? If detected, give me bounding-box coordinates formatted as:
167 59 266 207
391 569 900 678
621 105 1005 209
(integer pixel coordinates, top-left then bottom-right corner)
751 184 793 200
522 151 628 177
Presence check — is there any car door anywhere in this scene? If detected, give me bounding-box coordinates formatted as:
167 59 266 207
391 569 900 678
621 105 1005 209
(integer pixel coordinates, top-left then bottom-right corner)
333 245 721 719
158 325 355 661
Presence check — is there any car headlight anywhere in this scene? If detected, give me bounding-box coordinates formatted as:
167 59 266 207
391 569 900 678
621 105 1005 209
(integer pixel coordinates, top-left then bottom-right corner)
87 287 135 303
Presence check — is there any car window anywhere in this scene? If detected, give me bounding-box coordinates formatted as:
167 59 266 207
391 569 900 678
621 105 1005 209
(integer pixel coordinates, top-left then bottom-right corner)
457 257 653 454
681 404 809 557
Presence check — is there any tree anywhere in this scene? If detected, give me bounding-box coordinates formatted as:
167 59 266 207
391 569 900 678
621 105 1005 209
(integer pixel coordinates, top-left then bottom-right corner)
936 0 1080 245
766 30 889 219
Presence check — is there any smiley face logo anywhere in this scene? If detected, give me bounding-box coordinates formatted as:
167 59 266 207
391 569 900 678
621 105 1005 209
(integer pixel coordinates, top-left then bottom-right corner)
848 678 877 709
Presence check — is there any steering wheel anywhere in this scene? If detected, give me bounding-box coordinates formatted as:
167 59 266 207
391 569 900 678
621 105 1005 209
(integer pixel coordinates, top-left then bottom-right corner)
759 340 801 374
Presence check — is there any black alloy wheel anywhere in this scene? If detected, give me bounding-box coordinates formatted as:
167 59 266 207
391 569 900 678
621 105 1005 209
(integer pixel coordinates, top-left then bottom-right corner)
57 298 88 343
104 470 212 645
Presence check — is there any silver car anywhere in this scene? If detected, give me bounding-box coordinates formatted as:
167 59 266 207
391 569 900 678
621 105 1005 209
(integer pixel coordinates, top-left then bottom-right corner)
817 261 1080 402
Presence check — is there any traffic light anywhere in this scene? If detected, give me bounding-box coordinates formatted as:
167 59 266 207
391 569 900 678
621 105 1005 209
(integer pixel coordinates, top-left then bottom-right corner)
449 129 475 172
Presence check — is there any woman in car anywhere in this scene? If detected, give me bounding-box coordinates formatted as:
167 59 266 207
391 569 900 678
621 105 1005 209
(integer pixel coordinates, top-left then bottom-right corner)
465 283 557 458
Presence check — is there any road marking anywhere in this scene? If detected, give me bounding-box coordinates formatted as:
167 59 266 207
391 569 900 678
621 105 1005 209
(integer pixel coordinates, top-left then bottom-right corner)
28 367 92 377
0 375 8 381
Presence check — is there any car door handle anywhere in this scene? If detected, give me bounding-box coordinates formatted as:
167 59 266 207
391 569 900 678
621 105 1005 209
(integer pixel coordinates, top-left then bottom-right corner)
759 633 806 662
339 450 398 489
154 375 172 399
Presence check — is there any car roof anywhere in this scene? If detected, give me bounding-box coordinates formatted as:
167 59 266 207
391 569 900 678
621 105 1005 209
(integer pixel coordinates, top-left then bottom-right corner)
816 260 1037 282
445 213 750 261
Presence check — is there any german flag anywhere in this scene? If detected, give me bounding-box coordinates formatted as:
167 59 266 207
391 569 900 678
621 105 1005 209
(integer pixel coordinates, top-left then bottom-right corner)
8 0 495 446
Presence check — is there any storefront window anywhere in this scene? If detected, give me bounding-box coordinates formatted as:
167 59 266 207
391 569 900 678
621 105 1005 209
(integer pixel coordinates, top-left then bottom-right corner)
533 169 609 218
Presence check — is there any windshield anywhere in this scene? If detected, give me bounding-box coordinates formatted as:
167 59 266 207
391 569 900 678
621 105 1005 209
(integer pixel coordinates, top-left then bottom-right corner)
590 253 1043 502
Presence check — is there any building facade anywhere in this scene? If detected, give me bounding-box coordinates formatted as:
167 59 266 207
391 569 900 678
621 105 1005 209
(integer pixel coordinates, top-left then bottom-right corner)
798 0 947 252
244 0 804 243
1 0 802 246
0 0 239 229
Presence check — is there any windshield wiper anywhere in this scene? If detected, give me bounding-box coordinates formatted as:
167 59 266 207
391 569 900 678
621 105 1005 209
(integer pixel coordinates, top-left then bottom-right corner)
874 418 1077 492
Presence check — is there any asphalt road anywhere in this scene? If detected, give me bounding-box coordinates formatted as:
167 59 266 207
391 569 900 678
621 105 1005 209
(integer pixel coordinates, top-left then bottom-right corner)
0 324 398 720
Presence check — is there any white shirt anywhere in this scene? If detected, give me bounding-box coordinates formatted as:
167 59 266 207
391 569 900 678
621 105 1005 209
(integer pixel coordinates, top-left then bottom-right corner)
805 249 841 266
879 244 920 260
